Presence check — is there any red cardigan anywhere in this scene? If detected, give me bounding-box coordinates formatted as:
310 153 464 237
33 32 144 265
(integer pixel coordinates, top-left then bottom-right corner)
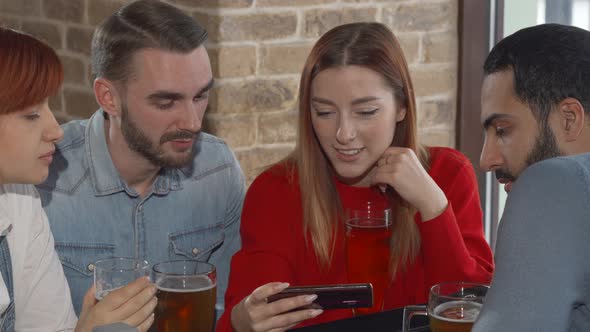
217 147 493 331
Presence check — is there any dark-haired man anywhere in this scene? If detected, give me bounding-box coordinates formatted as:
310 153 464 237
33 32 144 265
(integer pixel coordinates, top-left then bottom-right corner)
474 23 590 331
37 0 245 322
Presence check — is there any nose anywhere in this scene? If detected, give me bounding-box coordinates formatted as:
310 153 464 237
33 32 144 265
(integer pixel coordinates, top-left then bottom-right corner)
336 116 356 145
479 135 502 171
178 102 203 133
43 106 64 143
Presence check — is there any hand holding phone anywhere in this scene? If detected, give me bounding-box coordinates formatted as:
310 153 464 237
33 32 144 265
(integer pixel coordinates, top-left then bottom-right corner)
266 283 373 310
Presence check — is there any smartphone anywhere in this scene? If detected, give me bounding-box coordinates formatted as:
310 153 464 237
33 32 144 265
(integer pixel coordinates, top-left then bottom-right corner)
266 283 373 310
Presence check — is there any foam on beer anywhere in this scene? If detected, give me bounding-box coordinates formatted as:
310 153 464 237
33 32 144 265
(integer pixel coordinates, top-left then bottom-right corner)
156 274 215 293
431 301 482 323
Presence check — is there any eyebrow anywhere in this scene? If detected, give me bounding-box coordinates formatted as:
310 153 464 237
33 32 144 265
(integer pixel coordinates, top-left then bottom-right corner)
146 78 215 102
147 91 184 102
482 113 513 129
311 96 381 106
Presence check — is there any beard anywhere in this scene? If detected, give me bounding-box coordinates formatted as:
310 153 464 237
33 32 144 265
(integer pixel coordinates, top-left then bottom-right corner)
120 103 198 168
495 122 562 182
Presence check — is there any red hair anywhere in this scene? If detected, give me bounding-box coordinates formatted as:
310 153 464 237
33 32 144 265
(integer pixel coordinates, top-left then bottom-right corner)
0 27 63 114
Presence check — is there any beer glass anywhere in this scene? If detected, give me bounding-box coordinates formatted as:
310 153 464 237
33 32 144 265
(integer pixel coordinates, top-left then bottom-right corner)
94 257 150 300
402 281 489 332
345 201 392 315
152 260 216 332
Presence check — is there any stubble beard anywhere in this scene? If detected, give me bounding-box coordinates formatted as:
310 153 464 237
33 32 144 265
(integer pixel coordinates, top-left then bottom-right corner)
495 122 562 183
120 104 197 169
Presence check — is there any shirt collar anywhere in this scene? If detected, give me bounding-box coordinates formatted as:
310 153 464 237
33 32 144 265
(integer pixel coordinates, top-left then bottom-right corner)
0 195 12 236
0 224 12 237
84 110 183 197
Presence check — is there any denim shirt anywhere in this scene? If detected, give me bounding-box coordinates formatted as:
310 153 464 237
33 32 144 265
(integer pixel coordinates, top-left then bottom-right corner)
37 110 245 320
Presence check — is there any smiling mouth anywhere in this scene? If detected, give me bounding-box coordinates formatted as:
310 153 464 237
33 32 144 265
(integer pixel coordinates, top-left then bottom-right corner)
335 148 364 156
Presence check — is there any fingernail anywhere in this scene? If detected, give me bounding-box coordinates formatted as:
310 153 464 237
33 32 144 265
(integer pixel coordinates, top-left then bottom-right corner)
304 294 317 303
379 184 386 193
278 282 290 290
310 309 323 317
151 285 157 295
149 313 155 321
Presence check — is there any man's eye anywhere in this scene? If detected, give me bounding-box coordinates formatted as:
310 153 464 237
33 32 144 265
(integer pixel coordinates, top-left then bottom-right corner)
495 126 507 136
157 101 175 110
194 93 209 102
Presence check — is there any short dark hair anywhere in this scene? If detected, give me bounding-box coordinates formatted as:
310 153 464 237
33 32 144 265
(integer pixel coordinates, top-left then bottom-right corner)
484 23 590 125
91 0 207 83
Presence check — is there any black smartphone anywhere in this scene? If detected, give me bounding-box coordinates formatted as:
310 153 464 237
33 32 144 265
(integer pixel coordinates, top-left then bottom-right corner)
266 283 373 310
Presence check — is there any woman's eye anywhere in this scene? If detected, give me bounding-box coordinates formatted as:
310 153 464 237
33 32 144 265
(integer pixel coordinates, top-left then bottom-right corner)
357 109 378 116
25 113 41 121
313 107 334 117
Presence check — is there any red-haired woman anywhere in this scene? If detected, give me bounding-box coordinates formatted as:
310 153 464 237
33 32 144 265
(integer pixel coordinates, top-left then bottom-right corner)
218 22 494 332
0 27 155 332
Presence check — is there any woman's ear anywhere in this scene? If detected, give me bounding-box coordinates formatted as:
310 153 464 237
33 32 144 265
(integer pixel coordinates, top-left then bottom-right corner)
557 98 585 142
93 78 121 118
396 107 407 122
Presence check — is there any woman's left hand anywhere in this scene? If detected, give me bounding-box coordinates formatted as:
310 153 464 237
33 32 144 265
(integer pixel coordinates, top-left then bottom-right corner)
371 147 448 221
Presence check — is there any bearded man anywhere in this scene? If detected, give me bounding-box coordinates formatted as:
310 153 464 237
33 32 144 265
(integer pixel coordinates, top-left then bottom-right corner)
37 0 245 322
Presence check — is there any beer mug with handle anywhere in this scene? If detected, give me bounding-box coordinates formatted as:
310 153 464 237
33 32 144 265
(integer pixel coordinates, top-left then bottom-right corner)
152 260 217 332
402 281 488 332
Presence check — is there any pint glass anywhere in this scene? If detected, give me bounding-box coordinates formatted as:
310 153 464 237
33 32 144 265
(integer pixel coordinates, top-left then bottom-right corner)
94 257 150 300
402 281 489 332
152 260 217 332
345 202 392 315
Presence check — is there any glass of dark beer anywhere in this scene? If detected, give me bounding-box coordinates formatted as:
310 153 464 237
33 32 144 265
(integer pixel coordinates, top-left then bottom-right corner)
402 281 489 332
94 257 150 300
345 201 392 315
152 260 217 332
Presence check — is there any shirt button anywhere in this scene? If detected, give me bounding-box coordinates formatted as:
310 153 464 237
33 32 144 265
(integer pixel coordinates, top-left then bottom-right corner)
87 263 95 272
192 248 199 256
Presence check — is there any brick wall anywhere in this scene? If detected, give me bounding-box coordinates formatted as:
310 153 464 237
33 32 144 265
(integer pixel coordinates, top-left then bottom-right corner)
0 0 458 185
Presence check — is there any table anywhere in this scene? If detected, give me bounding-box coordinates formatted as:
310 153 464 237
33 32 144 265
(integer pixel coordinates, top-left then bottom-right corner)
290 307 430 332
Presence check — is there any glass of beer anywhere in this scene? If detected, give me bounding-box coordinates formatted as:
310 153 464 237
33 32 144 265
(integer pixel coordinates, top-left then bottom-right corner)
402 281 489 332
345 201 392 315
152 260 217 332
94 257 150 300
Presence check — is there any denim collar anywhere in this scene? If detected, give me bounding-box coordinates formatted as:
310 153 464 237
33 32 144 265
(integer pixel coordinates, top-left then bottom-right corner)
84 110 183 197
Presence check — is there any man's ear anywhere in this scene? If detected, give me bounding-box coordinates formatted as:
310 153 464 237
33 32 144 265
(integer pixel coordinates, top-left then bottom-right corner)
557 98 585 141
93 78 121 118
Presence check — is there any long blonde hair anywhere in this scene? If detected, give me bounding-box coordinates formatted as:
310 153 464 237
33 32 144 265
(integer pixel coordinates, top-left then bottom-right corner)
288 22 430 278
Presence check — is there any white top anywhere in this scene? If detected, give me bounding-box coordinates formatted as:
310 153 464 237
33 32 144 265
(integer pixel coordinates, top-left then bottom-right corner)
0 184 77 331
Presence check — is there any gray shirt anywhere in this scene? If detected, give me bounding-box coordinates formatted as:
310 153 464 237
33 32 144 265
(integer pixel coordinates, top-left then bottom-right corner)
473 154 590 331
